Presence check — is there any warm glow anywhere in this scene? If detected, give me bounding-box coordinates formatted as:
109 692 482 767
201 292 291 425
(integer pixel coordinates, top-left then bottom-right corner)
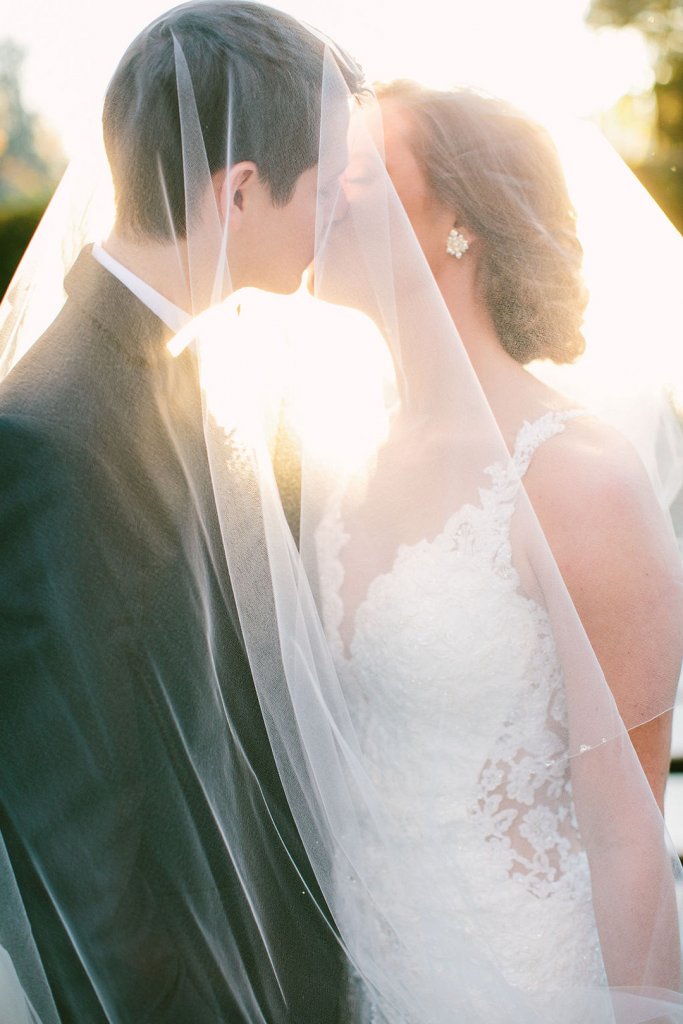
529 116 683 507
12 0 655 160
534 117 683 398
171 287 394 473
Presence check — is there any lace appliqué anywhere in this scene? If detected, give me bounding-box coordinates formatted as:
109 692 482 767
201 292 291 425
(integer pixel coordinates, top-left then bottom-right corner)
466 410 591 903
319 411 581 658
467 614 591 903
316 409 607 1012
320 410 591 905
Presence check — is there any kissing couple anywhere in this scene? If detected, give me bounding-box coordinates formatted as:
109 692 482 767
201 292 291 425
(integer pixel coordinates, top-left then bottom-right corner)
1 3 683 1022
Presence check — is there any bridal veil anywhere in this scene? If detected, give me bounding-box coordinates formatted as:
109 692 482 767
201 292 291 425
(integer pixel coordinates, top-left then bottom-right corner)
1 3 683 1020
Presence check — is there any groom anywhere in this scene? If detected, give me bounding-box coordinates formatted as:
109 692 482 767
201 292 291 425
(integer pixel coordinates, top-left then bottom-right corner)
0 3 362 1021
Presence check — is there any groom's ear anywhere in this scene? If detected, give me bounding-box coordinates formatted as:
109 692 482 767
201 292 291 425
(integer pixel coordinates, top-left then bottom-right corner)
215 162 259 229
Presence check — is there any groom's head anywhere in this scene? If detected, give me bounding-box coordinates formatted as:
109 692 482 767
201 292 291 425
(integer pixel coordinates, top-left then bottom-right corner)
103 1 364 294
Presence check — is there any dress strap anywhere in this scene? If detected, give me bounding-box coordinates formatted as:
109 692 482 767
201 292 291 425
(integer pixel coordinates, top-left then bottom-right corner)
512 409 585 479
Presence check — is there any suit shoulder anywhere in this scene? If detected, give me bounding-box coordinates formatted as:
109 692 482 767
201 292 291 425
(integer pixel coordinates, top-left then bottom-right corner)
0 410 61 455
0 299 141 457
0 414 79 515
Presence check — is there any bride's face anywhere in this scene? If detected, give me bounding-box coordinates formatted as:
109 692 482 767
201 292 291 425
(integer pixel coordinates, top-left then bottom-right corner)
380 100 454 276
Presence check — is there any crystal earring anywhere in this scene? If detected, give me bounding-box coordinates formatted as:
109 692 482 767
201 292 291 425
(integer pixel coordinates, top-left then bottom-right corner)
446 227 469 259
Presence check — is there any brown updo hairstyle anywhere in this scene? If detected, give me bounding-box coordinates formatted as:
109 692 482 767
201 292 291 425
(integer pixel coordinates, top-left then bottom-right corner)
377 81 587 364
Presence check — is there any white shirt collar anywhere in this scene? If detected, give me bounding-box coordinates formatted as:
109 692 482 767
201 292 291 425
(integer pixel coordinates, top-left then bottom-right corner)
92 243 191 333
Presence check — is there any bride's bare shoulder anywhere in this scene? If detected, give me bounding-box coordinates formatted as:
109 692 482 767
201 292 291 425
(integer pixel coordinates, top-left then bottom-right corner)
524 409 677 583
531 410 649 488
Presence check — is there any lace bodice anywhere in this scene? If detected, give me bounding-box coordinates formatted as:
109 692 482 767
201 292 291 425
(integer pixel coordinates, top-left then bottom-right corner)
316 410 610 1023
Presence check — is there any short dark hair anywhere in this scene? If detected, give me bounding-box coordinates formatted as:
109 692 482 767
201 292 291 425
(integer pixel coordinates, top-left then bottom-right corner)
377 81 587 365
103 1 364 239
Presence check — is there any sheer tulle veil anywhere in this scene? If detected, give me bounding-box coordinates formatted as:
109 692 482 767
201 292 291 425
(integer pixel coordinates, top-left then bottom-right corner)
1 3 683 1021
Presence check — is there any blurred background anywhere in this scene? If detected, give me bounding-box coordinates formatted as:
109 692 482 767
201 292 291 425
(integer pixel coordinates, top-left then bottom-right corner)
2 0 683 848
1 0 682 298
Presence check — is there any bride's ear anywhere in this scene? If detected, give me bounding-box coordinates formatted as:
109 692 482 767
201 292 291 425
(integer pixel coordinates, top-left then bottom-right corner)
215 162 259 229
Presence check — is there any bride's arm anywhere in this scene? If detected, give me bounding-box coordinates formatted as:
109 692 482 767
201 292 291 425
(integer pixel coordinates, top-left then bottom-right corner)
527 417 683 807
525 417 683 989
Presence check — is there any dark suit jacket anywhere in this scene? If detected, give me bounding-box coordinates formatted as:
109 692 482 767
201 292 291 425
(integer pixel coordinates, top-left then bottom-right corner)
0 250 341 1023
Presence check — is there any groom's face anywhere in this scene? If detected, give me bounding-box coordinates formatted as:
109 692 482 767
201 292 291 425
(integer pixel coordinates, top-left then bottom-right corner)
228 163 346 294
226 104 351 295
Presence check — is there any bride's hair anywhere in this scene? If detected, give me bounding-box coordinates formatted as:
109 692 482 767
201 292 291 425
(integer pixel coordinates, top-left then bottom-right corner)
377 80 587 365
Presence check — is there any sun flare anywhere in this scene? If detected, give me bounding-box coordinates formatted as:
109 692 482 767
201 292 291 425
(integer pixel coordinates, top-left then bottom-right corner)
170 286 395 475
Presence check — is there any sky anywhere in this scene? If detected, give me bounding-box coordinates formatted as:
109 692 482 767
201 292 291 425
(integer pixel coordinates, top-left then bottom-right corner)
2 0 654 158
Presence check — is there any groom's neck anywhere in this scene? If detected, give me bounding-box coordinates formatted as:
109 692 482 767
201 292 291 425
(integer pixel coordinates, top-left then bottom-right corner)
102 231 193 314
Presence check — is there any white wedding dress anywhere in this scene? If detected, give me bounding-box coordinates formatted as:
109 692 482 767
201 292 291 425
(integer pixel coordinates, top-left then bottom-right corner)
316 410 611 1024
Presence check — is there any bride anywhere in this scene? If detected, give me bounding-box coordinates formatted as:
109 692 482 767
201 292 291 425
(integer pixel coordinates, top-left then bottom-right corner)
304 81 683 1021
371 80 682 813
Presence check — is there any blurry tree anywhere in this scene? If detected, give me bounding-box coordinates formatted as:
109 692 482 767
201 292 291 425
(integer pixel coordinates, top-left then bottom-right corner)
0 38 64 203
588 0 683 228
588 0 683 144
0 39 64 295
586 2 683 68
